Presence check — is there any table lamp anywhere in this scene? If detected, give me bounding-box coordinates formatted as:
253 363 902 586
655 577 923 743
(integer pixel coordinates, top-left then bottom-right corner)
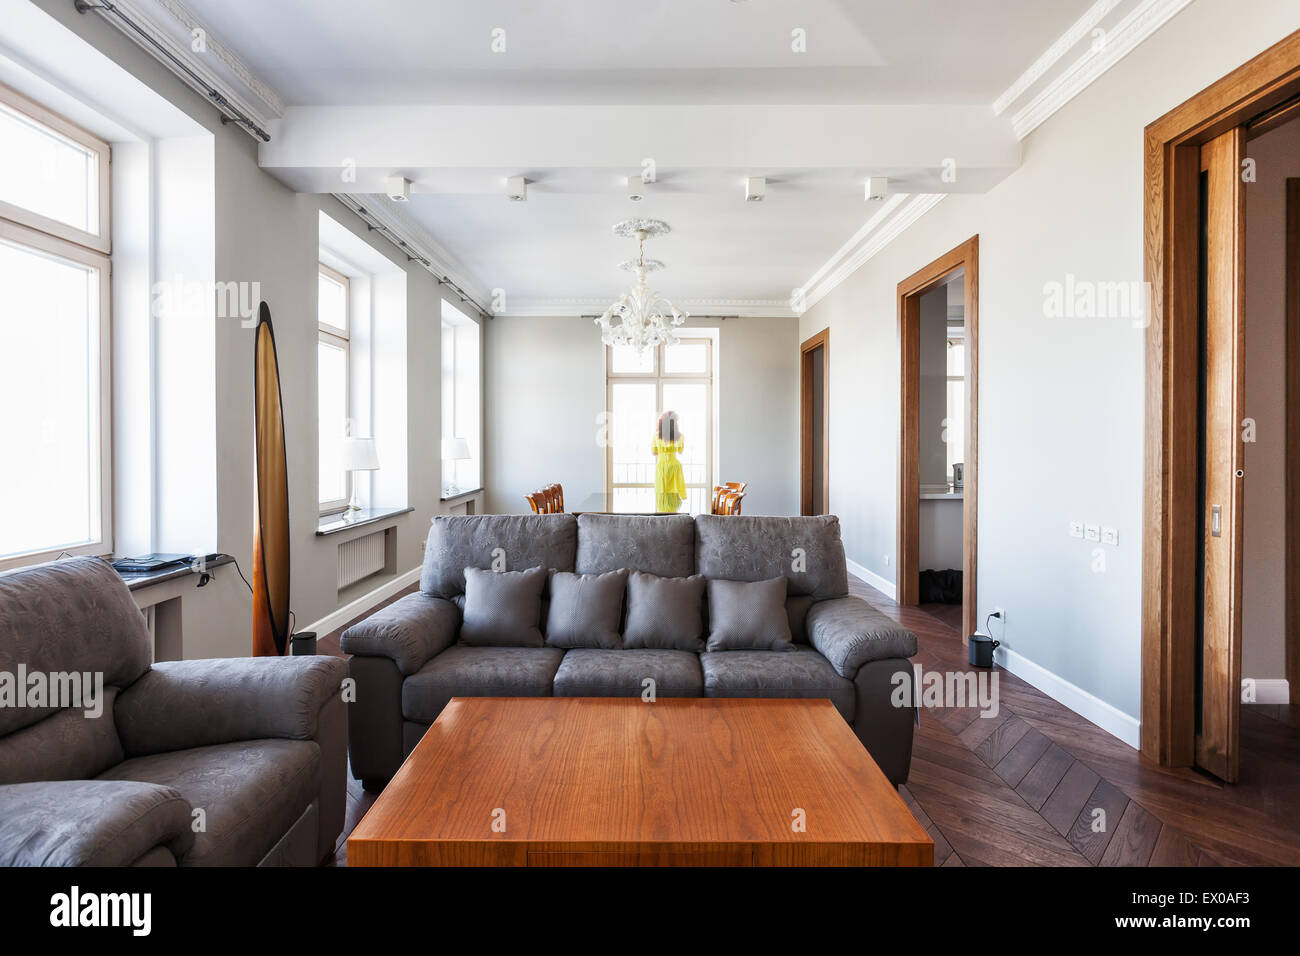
441 437 471 497
341 437 380 511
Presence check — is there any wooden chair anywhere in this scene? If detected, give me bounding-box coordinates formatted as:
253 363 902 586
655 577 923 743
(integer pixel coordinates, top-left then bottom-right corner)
525 483 566 514
720 490 746 515
711 482 748 515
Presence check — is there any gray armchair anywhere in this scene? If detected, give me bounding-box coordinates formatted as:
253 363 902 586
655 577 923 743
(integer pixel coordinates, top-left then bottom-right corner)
0 557 347 866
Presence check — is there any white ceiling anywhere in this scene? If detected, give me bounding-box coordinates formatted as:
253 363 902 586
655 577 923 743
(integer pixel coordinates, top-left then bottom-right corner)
183 0 1095 106
167 0 1128 312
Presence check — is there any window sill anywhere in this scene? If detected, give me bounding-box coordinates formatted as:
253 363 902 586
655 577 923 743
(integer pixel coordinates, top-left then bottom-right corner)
316 506 413 536
440 487 483 504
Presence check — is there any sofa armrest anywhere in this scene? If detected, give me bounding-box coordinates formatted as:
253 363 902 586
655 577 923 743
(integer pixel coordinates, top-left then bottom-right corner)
806 597 918 678
339 592 460 675
0 780 194 866
114 656 348 757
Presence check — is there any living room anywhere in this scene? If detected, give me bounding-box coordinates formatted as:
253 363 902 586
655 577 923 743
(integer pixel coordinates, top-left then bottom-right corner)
1 0 1298 933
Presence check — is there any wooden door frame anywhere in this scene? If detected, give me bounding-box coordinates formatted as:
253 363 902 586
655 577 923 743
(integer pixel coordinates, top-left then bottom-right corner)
1141 30 1300 766
897 235 979 642
1288 178 1300 705
800 329 830 515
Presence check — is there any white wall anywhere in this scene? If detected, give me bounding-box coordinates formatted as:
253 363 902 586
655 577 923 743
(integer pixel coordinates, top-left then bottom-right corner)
28 0 483 656
1242 118 1300 682
485 315 800 516
799 0 1300 731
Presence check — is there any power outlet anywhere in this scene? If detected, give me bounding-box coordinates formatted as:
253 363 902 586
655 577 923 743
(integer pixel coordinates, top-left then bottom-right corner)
1084 523 1100 542
1101 527 1119 546
1069 521 1084 539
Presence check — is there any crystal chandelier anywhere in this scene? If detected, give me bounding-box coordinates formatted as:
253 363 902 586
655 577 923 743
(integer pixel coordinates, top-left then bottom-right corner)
595 218 688 354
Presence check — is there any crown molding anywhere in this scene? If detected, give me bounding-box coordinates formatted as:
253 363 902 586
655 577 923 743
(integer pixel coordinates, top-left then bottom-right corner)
86 0 283 136
794 194 947 315
993 0 1122 117
497 297 798 319
1006 0 1194 140
332 194 494 315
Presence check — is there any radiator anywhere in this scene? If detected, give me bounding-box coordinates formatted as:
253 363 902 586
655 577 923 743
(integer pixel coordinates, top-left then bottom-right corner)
338 530 385 589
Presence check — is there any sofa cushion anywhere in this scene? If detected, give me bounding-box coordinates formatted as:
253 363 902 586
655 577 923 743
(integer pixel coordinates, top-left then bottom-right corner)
421 514 577 598
694 515 849 601
99 738 321 867
706 577 794 652
460 566 547 647
575 514 696 578
545 570 627 649
402 646 565 723
700 646 855 722
553 649 703 698
0 778 194 867
0 688 123 784
0 556 152 737
786 595 815 643
622 571 707 652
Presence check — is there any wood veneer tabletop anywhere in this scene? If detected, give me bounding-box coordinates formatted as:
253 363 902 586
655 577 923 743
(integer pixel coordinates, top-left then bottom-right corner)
348 696 932 866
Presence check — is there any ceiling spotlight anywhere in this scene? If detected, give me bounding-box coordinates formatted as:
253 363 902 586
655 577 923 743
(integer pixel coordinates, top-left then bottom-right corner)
385 176 412 202
865 176 888 201
506 176 528 202
745 177 766 202
627 176 646 202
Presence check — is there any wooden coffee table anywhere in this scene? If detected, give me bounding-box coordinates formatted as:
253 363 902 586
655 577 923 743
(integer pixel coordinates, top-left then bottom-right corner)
347 697 932 866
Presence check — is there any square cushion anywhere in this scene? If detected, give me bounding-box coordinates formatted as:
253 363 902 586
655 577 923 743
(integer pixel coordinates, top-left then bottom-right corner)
699 646 855 722
694 514 849 601
99 738 320 867
401 646 565 723
622 570 707 651
421 513 577 598
553 649 703 698
460 566 546 647
545 569 628 649
706 577 794 652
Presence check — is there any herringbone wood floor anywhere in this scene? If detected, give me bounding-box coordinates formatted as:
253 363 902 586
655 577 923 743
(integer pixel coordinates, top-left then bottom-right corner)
322 577 1300 867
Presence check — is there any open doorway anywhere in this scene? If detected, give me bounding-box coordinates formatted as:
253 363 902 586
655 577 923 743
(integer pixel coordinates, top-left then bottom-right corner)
800 329 829 515
897 236 979 641
1141 31 1300 781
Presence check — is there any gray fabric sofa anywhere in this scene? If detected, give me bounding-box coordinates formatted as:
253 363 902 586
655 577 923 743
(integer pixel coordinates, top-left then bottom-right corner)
0 557 347 866
343 513 918 786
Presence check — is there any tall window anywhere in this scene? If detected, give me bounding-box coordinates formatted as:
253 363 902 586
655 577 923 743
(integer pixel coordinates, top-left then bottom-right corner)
318 263 350 513
945 329 965 483
0 84 111 569
605 336 715 514
441 300 481 494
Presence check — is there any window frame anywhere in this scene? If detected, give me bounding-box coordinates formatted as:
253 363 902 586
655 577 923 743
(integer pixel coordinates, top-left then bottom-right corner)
317 262 351 516
605 337 714 513
0 82 111 255
0 87 113 572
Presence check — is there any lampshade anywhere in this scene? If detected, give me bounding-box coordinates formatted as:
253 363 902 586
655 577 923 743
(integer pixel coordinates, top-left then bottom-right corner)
340 437 380 472
441 437 471 461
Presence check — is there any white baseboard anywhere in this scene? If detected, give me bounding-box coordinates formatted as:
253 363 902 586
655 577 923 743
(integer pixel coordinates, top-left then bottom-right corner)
995 644 1141 750
846 558 897 600
1246 678 1291 705
303 566 421 637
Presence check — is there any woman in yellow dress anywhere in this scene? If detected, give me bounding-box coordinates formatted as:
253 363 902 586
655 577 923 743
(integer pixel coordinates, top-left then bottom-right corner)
651 411 686 513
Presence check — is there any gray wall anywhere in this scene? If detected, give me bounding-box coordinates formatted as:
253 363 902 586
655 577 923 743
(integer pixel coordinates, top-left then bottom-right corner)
1242 118 1300 682
485 315 800 517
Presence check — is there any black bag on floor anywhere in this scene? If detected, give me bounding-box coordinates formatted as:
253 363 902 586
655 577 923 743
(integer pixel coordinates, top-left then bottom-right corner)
919 568 962 604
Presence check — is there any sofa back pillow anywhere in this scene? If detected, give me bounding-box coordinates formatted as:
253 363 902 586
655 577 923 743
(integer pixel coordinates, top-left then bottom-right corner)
422 514 577 598
545 569 628 649
623 570 707 652
706 577 795 652
575 514 696 578
694 515 849 601
460 566 547 647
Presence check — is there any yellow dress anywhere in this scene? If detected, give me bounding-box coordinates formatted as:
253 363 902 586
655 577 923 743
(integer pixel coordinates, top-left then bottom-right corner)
652 436 686 513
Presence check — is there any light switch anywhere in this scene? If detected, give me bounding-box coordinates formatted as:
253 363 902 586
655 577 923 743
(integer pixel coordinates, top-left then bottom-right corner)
1084 523 1100 542
1101 527 1118 546
1069 521 1084 539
